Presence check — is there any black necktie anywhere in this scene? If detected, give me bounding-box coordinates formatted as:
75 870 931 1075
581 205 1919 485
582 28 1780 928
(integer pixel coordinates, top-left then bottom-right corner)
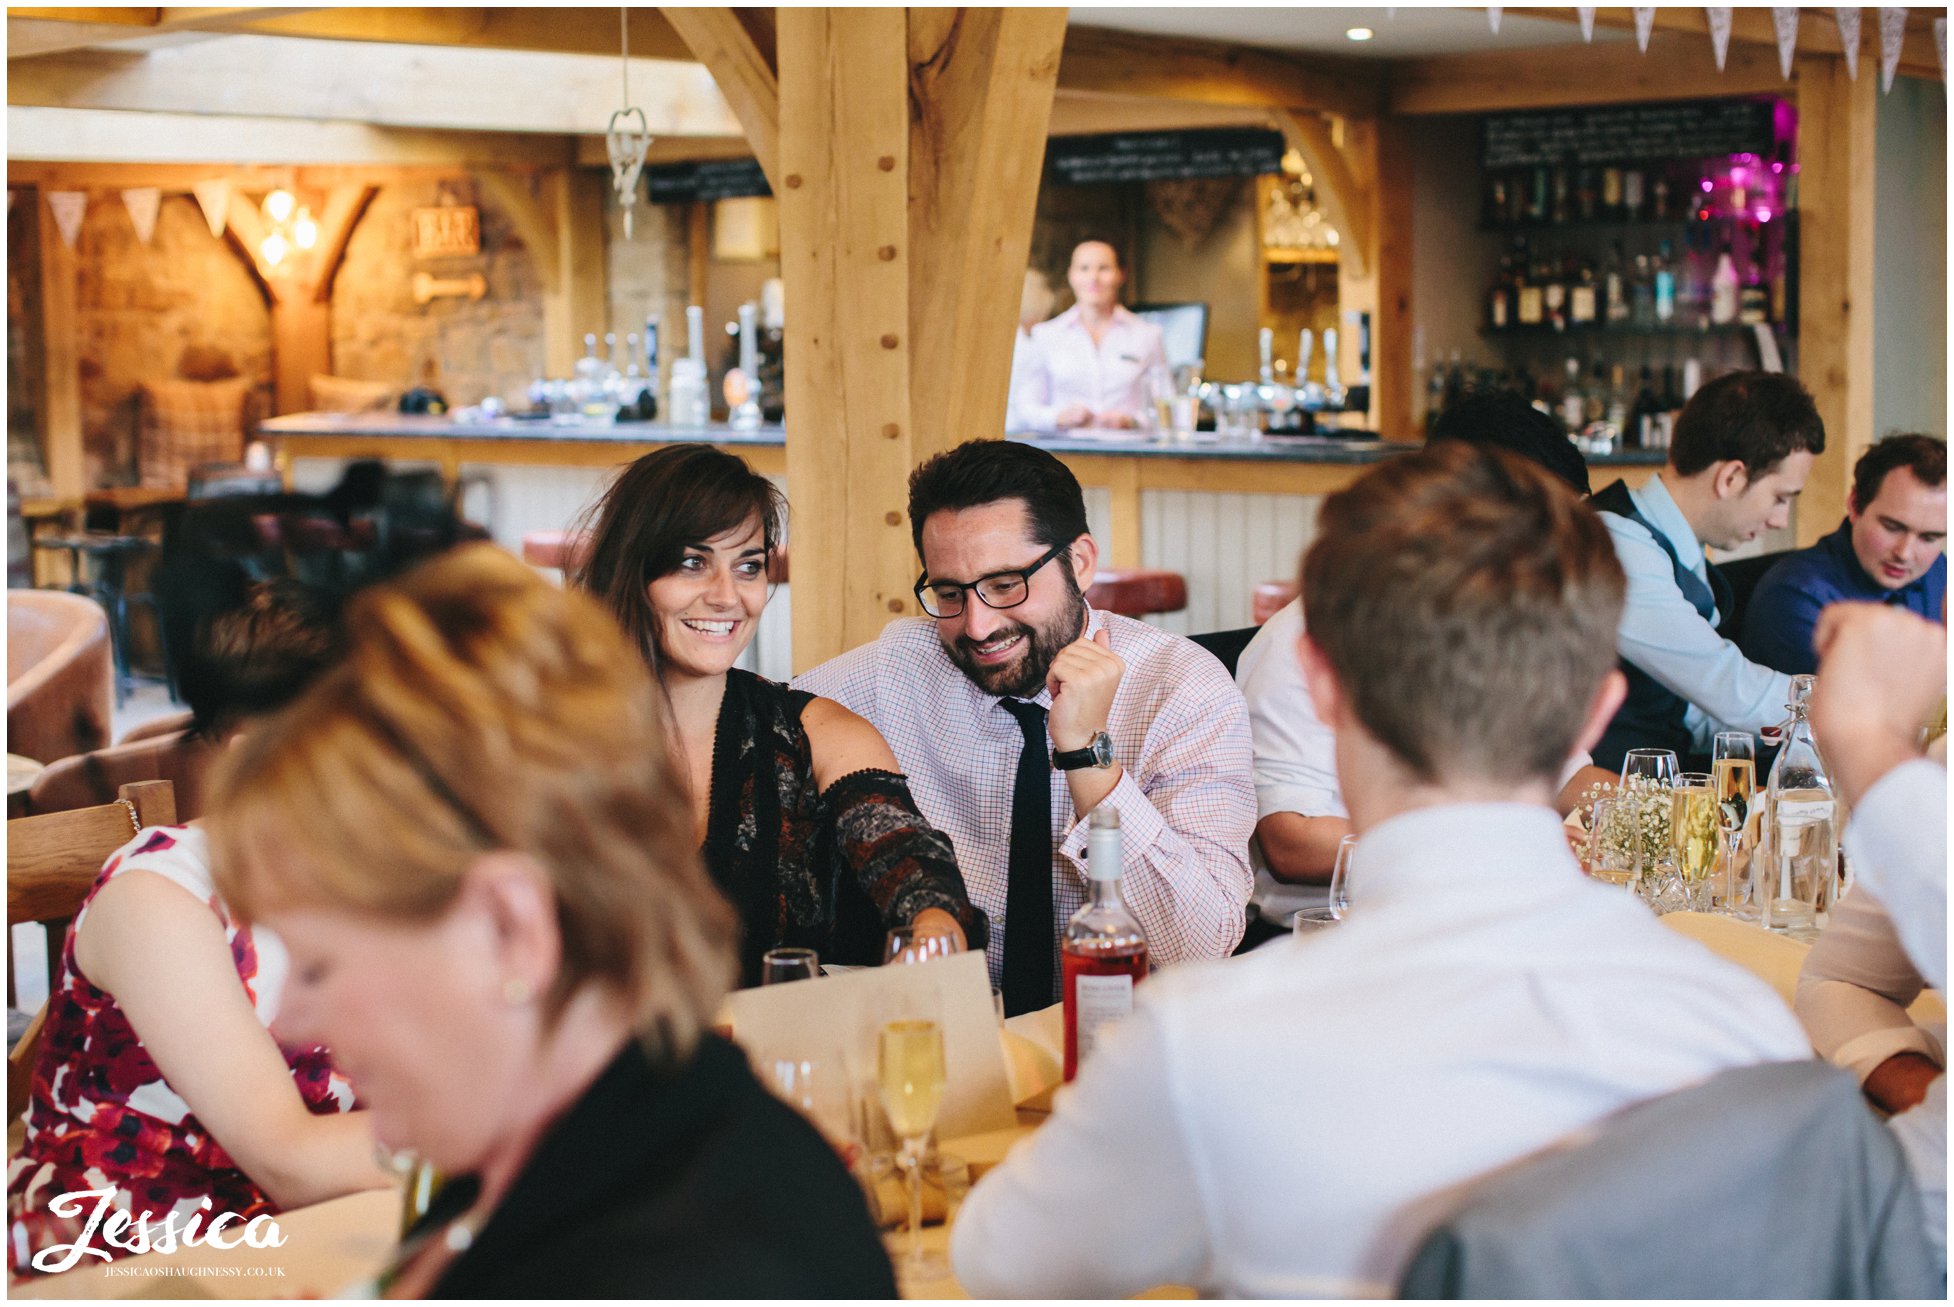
998 698 1053 1017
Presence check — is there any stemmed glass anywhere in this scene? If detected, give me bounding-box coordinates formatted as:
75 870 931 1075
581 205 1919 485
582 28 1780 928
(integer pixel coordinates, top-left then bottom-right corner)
761 947 821 985
882 923 962 967
1619 748 1679 787
769 1055 861 1169
877 990 948 1283
1327 834 1356 920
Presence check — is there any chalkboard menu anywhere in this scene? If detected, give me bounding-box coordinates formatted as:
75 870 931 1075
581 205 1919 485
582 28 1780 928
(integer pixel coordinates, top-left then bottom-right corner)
646 158 772 204
1046 128 1287 186
1482 99 1777 169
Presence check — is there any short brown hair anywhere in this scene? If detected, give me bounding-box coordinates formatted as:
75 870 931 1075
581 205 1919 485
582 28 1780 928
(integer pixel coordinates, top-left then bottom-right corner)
1301 443 1626 786
1670 370 1825 478
574 444 785 676
1852 433 1947 511
206 544 737 1059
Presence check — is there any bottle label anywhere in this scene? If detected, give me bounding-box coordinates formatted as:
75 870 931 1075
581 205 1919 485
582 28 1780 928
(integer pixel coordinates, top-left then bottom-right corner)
1074 973 1134 1066
1570 285 1597 323
1517 287 1544 324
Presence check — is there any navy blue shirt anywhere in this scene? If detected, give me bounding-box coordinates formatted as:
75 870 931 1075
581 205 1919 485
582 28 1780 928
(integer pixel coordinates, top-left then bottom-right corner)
1740 519 1946 675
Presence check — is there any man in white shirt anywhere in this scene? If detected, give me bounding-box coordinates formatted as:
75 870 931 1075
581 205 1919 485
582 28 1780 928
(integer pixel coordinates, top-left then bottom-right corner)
1810 602 1949 1273
1590 370 1823 771
1011 240 1166 433
795 440 1254 1014
953 442 1811 1298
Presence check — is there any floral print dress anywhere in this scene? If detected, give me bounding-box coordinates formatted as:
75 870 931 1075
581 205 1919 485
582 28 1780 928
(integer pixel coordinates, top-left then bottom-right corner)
6 826 354 1275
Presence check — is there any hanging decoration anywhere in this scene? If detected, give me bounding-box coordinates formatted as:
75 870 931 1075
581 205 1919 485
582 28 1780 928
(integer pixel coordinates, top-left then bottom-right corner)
1577 7 1597 41
605 6 652 240
1836 8 1864 80
47 190 87 249
1706 8 1734 71
121 187 161 245
1634 7 1657 52
1936 16 1946 78
1772 8 1802 78
191 178 231 238
1878 7 1909 91
1487 6 1502 36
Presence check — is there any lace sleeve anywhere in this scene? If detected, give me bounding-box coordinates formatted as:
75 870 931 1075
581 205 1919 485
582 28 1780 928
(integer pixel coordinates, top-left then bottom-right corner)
823 768 988 950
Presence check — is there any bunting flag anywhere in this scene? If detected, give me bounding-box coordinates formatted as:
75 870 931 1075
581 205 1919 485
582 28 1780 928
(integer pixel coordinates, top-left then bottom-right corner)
46 190 87 249
1706 7 1734 71
121 187 161 245
1577 7 1597 41
1936 16 1946 78
1836 8 1863 80
1634 7 1657 52
1878 7 1909 91
1773 8 1802 78
191 178 231 239
1487 6 1501 35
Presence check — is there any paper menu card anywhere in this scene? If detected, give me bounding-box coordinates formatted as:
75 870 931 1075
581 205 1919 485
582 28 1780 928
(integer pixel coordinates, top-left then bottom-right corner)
719 949 1017 1138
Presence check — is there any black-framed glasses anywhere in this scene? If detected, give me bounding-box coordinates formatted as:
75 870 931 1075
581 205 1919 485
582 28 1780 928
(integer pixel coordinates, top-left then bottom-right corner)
914 542 1066 618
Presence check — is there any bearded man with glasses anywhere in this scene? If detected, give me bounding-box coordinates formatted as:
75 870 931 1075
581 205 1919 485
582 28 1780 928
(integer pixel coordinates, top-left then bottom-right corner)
796 440 1255 1015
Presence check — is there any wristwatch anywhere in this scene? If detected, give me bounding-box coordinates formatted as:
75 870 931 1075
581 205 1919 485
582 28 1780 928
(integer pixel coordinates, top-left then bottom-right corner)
1052 731 1115 771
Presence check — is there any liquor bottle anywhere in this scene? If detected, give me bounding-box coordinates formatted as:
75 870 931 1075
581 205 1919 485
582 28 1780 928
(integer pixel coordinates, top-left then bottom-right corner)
1650 169 1670 223
1559 357 1586 433
1487 254 1512 330
1709 236 1740 326
1622 167 1645 221
1628 365 1659 449
666 305 710 427
730 301 765 430
1629 254 1656 328
1739 236 1770 325
1760 676 1839 936
1603 240 1629 324
618 333 645 420
1568 258 1598 326
1486 173 1509 228
1575 167 1598 222
1584 360 1611 445
640 314 662 421
1653 240 1677 325
1605 363 1630 437
1061 811 1148 1082
1540 250 1567 331
1550 167 1570 225
1528 166 1549 223
1601 166 1624 220
1515 246 1544 326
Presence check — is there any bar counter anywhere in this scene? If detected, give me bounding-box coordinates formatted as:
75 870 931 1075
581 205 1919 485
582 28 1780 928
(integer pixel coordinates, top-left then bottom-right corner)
258 412 1663 644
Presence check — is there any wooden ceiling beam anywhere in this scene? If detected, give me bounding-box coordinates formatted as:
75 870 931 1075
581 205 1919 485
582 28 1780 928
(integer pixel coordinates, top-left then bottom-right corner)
1057 25 1382 121
661 6 780 188
1391 27 1789 115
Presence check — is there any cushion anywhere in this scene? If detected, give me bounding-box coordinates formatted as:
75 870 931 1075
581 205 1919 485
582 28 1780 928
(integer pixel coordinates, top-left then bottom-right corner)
139 379 248 490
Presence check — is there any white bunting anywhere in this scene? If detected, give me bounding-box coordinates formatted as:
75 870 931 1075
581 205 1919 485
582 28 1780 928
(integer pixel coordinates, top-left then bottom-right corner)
1773 8 1802 78
1578 7 1596 41
1936 16 1946 78
1487 6 1501 35
1706 7 1734 71
1878 7 1909 91
1634 7 1657 52
1836 8 1863 79
47 190 87 249
121 187 161 245
191 179 231 239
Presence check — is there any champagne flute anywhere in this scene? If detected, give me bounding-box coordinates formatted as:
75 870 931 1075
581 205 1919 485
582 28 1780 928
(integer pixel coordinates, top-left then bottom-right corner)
878 993 949 1282
1671 772 1717 910
761 946 821 985
1711 732 1757 916
882 922 962 967
1619 748 1679 787
1327 834 1356 920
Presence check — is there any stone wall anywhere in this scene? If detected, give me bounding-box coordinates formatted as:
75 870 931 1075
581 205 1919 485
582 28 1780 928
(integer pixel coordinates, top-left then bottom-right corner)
72 192 273 486
330 177 545 407
605 196 690 393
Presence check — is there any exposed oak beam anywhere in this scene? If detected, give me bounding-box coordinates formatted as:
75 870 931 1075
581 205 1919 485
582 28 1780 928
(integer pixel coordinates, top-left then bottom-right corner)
1502 6 1945 81
1390 27 1788 114
661 6 780 189
1058 24 1382 120
7 105 580 166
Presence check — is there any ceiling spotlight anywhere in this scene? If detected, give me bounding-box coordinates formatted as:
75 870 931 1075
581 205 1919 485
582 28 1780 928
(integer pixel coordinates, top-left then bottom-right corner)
1346 26 1375 41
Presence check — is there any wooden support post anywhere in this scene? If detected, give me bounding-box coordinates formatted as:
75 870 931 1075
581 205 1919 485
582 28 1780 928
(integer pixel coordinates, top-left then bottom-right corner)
774 8 1067 670
35 190 85 498
1794 55 1878 544
1370 118 1416 441
659 6 780 189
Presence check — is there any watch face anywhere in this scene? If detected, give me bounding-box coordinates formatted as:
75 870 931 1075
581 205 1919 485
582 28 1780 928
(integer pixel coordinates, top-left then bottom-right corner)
1089 732 1114 767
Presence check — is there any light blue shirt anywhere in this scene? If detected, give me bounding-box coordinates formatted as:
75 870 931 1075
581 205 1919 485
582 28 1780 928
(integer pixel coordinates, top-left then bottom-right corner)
1599 476 1791 748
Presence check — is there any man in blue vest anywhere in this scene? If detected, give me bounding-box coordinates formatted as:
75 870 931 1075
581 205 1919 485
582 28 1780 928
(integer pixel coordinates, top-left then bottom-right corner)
1590 371 1825 772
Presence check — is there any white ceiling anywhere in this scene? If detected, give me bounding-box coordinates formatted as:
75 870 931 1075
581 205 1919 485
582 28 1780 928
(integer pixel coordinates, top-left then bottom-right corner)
1067 5 1630 59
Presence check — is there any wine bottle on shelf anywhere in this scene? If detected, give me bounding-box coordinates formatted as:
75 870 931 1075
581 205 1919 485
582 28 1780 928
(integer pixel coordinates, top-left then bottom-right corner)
1653 240 1677 325
1629 365 1660 449
1486 173 1510 228
1622 167 1646 222
1528 166 1549 223
1739 234 1771 326
1650 168 1670 223
1061 811 1148 1083
1601 166 1624 221
1559 357 1585 433
1541 250 1567 331
1606 363 1630 438
1629 254 1656 328
1575 167 1598 222
1488 257 1512 331
1550 167 1570 225
1603 240 1629 324
1569 258 1598 326
1515 243 1543 326
1709 235 1741 326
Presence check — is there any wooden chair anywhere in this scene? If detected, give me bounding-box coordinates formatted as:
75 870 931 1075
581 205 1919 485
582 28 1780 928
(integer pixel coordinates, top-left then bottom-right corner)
8 779 176 1122
1085 568 1187 618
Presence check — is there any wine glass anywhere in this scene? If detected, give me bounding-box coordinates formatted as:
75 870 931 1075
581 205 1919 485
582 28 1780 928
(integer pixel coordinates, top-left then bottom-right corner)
882 922 962 967
769 1055 862 1169
877 991 949 1283
761 947 821 985
1327 834 1356 920
1619 748 1679 787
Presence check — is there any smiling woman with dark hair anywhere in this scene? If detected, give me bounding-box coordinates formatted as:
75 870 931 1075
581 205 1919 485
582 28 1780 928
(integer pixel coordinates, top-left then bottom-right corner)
574 445 982 984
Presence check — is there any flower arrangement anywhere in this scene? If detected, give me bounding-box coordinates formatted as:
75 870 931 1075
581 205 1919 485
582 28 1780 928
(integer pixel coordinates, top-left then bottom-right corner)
1580 775 1674 872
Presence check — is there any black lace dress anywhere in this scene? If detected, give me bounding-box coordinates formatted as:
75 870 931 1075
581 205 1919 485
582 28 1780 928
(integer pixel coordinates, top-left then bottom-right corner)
703 669 984 986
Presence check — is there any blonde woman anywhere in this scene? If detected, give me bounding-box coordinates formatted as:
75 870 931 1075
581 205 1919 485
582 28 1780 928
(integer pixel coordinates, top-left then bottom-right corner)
205 545 895 1298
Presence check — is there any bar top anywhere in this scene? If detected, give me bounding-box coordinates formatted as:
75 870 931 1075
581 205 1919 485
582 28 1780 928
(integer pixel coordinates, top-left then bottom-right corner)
258 412 1666 468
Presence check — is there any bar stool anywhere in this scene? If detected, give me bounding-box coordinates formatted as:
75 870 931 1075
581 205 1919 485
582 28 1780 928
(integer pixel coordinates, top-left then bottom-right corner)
1252 580 1299 625
1085 568 1186 619
30 530 162 705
